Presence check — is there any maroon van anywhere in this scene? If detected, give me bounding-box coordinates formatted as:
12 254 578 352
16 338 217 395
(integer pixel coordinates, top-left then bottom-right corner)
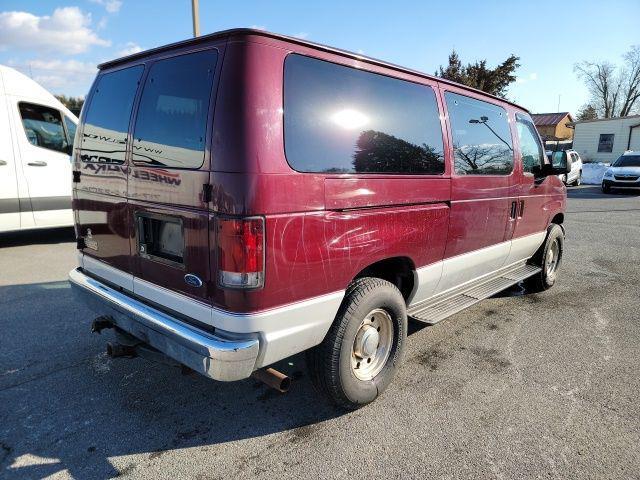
69 29 570 408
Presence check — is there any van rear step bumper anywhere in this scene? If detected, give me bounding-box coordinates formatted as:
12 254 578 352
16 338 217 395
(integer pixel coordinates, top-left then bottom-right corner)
409 263 541 325
68 268 259 381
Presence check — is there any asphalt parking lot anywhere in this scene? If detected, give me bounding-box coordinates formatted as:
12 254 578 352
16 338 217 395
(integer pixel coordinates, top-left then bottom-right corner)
1 185 639 480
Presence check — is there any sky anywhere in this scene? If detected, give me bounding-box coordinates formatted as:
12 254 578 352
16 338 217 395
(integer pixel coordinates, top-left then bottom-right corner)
0 0 638 116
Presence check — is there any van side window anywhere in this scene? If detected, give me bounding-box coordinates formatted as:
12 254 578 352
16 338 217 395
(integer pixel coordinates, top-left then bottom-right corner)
18 102 68 154
83 65 144 164
132 50 217 169
445 92 514 175
64 115 77 148
284 54 445 174
515 113 544 174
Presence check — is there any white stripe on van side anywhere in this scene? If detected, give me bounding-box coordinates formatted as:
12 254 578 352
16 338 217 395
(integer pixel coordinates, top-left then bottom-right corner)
409 231 547 307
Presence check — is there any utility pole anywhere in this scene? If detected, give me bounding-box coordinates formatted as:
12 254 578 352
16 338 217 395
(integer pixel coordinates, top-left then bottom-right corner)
191 0 200 38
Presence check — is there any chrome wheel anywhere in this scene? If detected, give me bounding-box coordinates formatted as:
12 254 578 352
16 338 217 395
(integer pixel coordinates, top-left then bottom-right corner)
351 308 393 381
545 238 560 280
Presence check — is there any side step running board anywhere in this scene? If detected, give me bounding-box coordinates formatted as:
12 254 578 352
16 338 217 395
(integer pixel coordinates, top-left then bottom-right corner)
408 263 541 325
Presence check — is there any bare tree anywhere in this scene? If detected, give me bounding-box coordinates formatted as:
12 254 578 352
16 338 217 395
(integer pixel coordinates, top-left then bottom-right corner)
575 45 640 118
619 45 640 117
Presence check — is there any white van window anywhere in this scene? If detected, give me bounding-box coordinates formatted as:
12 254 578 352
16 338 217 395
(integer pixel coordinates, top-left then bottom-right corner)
64 115 77 148
18 102 69 154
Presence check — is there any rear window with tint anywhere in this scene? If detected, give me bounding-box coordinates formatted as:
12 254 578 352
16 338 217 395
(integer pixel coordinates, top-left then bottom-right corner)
132 49 217 169
284 54 445 174
82 65 144 164
445 92 514 175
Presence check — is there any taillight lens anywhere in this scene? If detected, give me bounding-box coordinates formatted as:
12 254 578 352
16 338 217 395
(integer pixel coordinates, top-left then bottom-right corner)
216 216 265 289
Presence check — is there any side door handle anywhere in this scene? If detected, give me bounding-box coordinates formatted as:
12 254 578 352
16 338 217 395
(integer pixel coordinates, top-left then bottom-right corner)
519 200 525 218
0 159 7 166
510 201 518 219
27 160 48 167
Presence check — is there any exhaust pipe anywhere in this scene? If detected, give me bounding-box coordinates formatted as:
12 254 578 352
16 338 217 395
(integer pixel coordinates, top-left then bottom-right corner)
91 316 114 334
106 342 138 358
252 368 291 393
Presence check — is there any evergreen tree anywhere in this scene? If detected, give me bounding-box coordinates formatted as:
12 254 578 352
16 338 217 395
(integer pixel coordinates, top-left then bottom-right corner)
576 104 598 121
436 50 520 98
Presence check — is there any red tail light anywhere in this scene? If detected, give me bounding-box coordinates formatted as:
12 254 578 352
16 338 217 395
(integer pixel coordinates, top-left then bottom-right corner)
216 216 265 289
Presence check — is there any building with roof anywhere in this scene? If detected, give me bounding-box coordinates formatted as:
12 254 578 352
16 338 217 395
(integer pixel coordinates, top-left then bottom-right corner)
572 115 640 163
531 112 574 142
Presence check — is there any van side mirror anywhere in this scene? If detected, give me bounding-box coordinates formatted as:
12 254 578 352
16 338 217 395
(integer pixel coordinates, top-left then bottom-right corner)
551 151 572 174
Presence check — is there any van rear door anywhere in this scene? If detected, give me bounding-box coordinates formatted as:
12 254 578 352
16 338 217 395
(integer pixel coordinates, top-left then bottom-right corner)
75 65 144 285
127 48 221 305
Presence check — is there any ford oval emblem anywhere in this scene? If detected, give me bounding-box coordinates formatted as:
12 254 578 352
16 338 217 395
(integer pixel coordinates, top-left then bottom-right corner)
184 274 203 288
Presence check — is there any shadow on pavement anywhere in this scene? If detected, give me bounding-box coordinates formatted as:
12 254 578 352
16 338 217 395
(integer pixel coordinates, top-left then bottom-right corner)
567 185 640 200
0 280 345 479
0 227 75 248
0 271 568 478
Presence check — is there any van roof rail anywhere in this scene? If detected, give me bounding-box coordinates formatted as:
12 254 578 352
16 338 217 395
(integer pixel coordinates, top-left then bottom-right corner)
98 28 528 113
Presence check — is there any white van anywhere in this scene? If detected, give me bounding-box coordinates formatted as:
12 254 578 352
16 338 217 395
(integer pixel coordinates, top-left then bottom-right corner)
0 65 79 233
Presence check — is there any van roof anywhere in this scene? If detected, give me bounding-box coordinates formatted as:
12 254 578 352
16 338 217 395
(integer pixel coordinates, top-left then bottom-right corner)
0 64 78 121
98 28 528 112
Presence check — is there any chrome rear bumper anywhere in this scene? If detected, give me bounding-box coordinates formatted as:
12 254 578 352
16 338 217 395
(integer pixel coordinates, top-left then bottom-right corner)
69 268 259 381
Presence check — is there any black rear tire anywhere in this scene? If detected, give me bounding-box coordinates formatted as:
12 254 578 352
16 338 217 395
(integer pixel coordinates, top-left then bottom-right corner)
306 277 407 410
526 224 564 292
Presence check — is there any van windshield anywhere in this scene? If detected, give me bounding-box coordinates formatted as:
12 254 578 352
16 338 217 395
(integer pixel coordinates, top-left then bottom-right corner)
612 155 640 167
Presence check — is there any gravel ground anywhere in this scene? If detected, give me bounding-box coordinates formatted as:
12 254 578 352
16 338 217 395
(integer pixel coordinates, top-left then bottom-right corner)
1 185 639 479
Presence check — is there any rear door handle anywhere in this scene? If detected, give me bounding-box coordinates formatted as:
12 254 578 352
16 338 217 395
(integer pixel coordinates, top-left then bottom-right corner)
27 160 47 167
510 201 518 219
